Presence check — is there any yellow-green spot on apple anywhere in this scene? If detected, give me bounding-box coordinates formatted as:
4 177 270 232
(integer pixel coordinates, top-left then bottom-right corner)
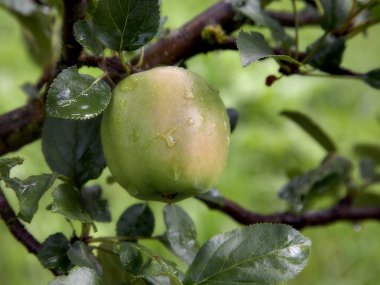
101 66 230 202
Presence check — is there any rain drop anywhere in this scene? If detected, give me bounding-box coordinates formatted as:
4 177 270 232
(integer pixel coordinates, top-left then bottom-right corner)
184 83 195 99
187 118 194 126
158 128 177 148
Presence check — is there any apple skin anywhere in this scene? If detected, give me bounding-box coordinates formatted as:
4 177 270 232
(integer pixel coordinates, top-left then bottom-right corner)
101 66 230 203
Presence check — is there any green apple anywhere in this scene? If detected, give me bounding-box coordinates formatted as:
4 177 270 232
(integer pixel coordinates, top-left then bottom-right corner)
101 66 230 202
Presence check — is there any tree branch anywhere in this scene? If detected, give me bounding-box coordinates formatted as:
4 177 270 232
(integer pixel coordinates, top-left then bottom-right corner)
56 0 88 70
197 195 380 229
0 187 58 276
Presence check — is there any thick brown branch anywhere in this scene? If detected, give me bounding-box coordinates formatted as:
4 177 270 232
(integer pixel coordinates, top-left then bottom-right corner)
57 0 88 70
198 196 380 229
0 99 45 155
0 187 58 276
131 1 237 69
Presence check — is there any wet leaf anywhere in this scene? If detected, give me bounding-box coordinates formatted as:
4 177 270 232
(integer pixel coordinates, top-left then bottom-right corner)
279 155 352 212
183 224 311 285
74 20 103 55
0 157 56 222
116 203 155 240
233 0 289 44
0 157 24 180
162 205 198 265
120 242 180 282
7 174 56 222
82 185 111 222
96 242 131 285
67 241 102 275
47 66 111 120
38 233 73 275
92 0 160 51
51 183 92 222
237 31 301 67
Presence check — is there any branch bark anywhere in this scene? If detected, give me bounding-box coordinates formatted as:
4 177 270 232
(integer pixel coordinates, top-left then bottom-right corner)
0 187 58 276
197 195 380 230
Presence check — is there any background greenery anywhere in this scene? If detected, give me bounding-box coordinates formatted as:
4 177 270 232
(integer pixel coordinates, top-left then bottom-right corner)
1 0 380 284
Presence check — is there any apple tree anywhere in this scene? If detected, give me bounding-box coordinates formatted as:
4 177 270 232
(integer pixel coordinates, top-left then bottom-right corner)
1 0 380 284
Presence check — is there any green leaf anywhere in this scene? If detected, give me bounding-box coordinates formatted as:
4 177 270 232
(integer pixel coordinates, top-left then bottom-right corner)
162 205 198 265
46 66 111 120
281 110 337 153
363 68 380 89
236 31 301 67
7 174 56 222
320 0 352 31
233 0 289 44
37 233 73 275
51 183 92 222
49 267 103 285
74 20 104 55
92 0 160 51
119 242 180 282
1 157 56 222
359 158 380 183
18 10 58 67
96 242 132 285
227 108 239 133
306 35 346 72
369 3 380 20
116 203 155 240
279 155 352 212
183 224 311 285
354 143 380 163
42 117 106 187
82 185 111 222
0 157 24 180
67 241 102 276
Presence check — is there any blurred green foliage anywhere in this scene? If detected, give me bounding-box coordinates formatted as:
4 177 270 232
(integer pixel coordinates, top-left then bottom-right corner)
1 0 380 284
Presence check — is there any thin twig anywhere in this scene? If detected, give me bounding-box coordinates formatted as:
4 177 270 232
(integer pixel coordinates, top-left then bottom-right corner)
197 195 380 230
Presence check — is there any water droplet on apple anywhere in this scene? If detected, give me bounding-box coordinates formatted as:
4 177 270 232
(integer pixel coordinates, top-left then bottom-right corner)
187 118 194 126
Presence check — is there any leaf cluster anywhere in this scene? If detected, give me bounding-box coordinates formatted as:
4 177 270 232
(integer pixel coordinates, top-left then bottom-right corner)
233 0 380 88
